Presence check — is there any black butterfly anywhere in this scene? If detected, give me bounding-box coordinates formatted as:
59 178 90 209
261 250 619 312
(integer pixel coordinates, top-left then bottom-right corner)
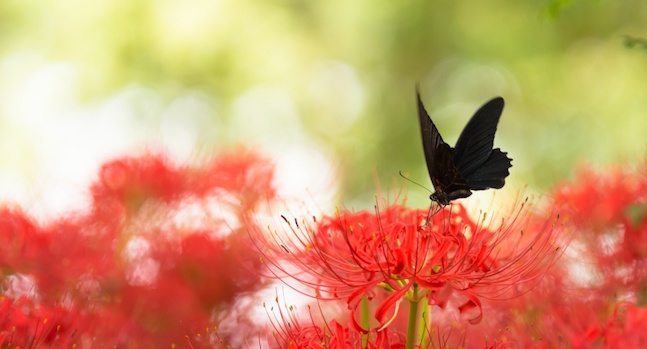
417 90 512 206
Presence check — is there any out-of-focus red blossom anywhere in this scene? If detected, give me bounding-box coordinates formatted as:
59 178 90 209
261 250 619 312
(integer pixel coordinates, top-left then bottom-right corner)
552 165 646 228
486 164 647 348
552 165 647 263
600 303 647 348
253 198 565 331
0 150 275 348
515 302 647 349
95 151 275 214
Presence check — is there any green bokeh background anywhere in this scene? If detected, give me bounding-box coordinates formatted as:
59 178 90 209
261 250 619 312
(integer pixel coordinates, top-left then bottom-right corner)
1 0 646 208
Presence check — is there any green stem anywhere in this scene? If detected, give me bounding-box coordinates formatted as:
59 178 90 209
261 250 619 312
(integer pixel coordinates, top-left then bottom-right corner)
418 298 429 346
406 284 419 349
361 296 369 347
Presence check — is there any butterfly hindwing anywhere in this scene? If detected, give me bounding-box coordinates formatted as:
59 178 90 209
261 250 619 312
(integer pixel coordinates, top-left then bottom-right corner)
463 148 512 190
453 97 505 179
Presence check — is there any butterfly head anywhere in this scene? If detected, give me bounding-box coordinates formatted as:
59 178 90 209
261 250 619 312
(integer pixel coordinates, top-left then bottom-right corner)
430 188 472 206
429 191 451 206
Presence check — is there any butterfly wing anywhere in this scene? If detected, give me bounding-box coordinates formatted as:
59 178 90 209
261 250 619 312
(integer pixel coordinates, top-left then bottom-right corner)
453 97 512 190
417 90 446 189
463 148 512 190
417 91 472 202
429 143 473 204
433 143 470 193
453 97 506 180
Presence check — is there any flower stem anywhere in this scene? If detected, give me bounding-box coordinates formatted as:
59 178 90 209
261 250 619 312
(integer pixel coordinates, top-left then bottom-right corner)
361 296 369 347
406 283 419 349
419 298 429 346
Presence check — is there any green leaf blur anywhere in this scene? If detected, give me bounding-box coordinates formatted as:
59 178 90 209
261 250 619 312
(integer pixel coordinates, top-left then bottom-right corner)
1 0 646 208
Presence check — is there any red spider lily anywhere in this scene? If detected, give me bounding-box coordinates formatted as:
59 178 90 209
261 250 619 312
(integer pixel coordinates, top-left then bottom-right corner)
259 295 519 349
600 303 647 348
1 150 276 348
511 301 647 349
270 317 406 349
263 296 406 349
182 296 407 349
552 165 646 230
0 296 89 348
500 164 647 348
552 165 647 265
253 197 565 332
550 164 647 304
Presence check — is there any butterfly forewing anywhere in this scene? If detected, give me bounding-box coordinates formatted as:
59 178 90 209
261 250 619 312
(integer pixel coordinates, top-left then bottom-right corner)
453 97 505 178
432 143 469 194
417 90 472 202
417 91 446 188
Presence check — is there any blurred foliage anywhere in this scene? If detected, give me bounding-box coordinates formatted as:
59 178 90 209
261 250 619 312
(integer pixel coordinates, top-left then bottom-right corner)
1 0 647 207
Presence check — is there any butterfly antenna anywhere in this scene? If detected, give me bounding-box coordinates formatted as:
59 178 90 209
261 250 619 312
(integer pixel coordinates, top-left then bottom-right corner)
399 171 432 194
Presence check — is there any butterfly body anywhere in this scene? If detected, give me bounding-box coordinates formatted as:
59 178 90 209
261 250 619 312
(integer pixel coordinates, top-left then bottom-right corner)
417 91 512 205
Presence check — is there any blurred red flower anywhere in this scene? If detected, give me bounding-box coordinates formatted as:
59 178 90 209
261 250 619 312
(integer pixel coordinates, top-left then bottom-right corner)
553 165 647 265
497 164 647 348
1 150 275 348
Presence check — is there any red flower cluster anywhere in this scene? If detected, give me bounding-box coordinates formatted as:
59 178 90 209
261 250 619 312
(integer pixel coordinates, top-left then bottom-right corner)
0 150 275 348
254 195 566 347
2 146 645 349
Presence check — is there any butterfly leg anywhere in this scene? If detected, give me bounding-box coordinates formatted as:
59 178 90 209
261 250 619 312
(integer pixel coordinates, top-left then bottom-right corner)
425 202 444 226
446 203 456 233
425 203 434 225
